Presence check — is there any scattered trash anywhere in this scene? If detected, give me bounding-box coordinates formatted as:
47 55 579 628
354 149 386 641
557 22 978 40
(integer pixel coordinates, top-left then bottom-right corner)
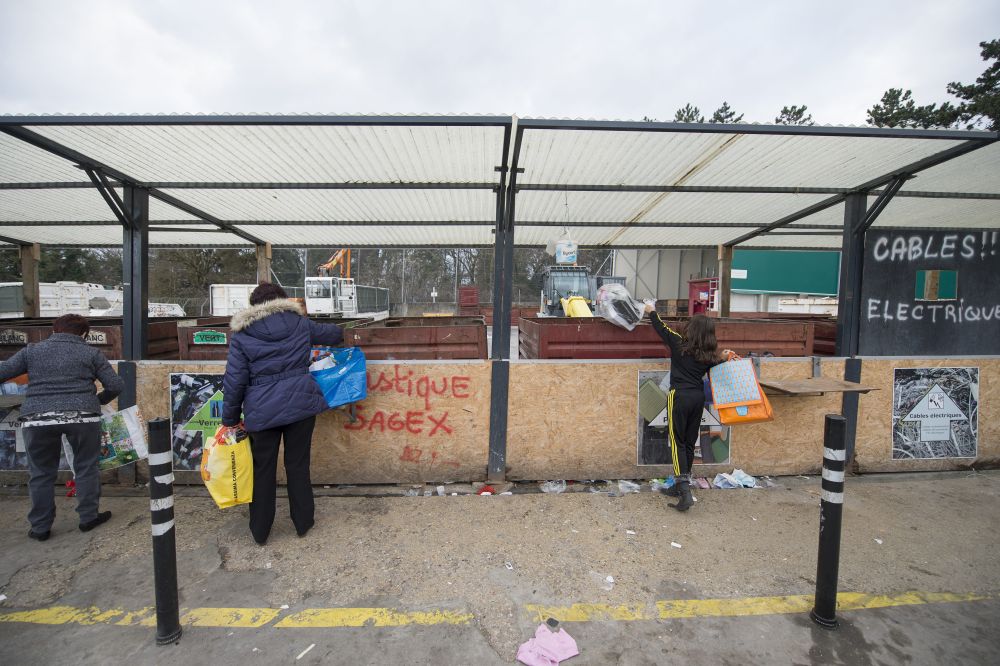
798 475 810 481
671 542 682 549
252 648 260 653
505 562 515 570
625 530 636 535
323 485 330 489
650 477 676 493
404 488 421 497
0 593 7 602
751 516 757 521
695 477 711 490
451 493 458 496
65 479 76 498
618 480 641 494
874 538 883 545
279 604 289 610
540 480 567 494
713 470 757 489
590 571 615 591
477 485 497 495
296 643 316 660
571 529 579 533
500 491 513 495
265 562 272 569
712 473 741 489
517 623 580 666
731 469 757 488
436 485 446 496
758 477 778 489
228 631 234 636
423 490 433 496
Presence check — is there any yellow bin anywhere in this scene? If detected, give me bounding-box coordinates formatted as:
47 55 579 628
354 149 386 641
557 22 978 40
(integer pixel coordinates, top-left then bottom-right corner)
561 296 593 317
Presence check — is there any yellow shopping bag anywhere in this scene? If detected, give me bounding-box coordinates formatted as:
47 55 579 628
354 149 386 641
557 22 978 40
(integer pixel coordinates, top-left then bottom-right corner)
201 426 254 509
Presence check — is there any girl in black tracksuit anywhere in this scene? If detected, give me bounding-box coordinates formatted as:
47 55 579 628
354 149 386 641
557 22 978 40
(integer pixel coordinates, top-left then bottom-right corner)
646 306 731 511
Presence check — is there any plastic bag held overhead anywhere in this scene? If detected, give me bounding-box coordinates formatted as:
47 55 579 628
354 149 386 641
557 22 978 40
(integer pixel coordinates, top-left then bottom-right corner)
594 283 647 331
202 425 254 509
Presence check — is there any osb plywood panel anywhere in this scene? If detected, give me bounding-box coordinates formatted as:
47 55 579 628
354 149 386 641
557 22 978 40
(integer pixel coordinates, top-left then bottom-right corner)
507 361 667 480
734 359 847 477
507 359 849 481
136 361 491 486
301 362 491 484
855 358 1000 473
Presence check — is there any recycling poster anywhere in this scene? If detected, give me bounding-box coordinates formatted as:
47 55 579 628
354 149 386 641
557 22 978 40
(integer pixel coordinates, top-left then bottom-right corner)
892 367 978 459
636 370 731 466
169 373 226 470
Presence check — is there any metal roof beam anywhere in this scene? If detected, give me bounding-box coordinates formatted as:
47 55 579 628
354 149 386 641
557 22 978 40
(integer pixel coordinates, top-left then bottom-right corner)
0 232 30 245
516 118 998 141
724 137 998 246
0 115 511 127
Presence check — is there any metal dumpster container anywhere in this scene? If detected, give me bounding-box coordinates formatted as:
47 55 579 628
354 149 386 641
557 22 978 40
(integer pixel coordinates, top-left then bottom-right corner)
518 316 822 359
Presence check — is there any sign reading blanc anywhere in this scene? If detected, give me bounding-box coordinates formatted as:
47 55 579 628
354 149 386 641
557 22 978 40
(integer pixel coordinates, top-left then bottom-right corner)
892 367 978 459
860 228 1000 355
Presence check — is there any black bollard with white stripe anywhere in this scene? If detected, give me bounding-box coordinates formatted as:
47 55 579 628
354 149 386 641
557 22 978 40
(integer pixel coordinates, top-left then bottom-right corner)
810 414 847 629
147 418 182 645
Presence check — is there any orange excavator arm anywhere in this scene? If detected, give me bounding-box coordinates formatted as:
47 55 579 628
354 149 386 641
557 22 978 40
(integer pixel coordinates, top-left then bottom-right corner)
316 249 351 278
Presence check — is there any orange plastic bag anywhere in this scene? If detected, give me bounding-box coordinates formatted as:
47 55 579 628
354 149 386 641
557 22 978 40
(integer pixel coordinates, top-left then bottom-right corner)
717 390 774 425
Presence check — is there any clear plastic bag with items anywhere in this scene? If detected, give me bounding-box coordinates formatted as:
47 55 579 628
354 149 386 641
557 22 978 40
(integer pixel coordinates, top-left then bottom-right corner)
594 283 648 331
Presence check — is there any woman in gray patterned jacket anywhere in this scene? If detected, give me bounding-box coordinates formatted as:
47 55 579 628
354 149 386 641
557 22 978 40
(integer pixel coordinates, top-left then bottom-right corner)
0 314 124 541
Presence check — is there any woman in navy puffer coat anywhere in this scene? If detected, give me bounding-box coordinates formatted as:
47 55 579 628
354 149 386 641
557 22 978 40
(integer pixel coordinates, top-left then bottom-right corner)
222 283 343 544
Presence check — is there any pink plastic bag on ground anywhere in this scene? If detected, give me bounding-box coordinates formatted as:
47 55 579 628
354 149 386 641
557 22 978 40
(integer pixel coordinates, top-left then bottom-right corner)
517 624 579 666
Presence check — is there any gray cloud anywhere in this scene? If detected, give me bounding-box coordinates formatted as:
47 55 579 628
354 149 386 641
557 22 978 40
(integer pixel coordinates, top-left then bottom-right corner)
0 0 996 124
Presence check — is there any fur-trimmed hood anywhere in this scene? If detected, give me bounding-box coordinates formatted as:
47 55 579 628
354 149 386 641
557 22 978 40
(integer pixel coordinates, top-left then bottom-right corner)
230 298 305 333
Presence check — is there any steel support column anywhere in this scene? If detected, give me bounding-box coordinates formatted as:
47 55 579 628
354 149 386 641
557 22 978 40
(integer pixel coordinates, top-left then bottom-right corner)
19 243 40 318
717 244 733 317
122 186 149 360
487 124 514 483
834 194 867 357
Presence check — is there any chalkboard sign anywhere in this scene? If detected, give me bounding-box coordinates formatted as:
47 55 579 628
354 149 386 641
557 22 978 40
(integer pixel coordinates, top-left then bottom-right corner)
860 228 1000 355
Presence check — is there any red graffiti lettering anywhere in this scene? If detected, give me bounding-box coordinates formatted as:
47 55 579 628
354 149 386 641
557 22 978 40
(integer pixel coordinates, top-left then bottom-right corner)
343 404 367 430
394 365 415 395
427 411 452 437
387 412 406 431
368 410 386 432
363 367 473 411
344 405 453 438
451 376 471 399
399 445 422 463
368 371 393 392
405 410 424 434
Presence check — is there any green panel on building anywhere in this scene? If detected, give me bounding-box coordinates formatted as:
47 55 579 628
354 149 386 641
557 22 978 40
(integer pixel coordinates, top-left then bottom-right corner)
731 250 840 296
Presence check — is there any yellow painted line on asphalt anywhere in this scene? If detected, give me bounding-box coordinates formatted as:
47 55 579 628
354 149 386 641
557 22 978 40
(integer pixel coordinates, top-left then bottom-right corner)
0 605 127 626
525 603 650 622
273 608 473 628
0 591 993 630
181 607 281 628
656 591 992 620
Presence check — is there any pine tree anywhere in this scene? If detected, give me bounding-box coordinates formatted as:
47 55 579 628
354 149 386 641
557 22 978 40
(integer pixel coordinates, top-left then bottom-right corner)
775 105 814 125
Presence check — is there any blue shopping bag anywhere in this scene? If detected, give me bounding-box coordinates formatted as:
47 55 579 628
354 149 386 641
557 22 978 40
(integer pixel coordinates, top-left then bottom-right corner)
310 347 368 408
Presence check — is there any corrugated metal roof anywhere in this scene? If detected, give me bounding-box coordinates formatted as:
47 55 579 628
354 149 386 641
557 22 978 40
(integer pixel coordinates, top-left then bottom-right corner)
0 115 995 250
30 124 506 184
517 129 962 189
232 224 494 247
156 188 494 222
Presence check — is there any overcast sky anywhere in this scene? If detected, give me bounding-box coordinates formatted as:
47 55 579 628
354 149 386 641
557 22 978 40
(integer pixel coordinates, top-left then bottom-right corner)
0 0 996 125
